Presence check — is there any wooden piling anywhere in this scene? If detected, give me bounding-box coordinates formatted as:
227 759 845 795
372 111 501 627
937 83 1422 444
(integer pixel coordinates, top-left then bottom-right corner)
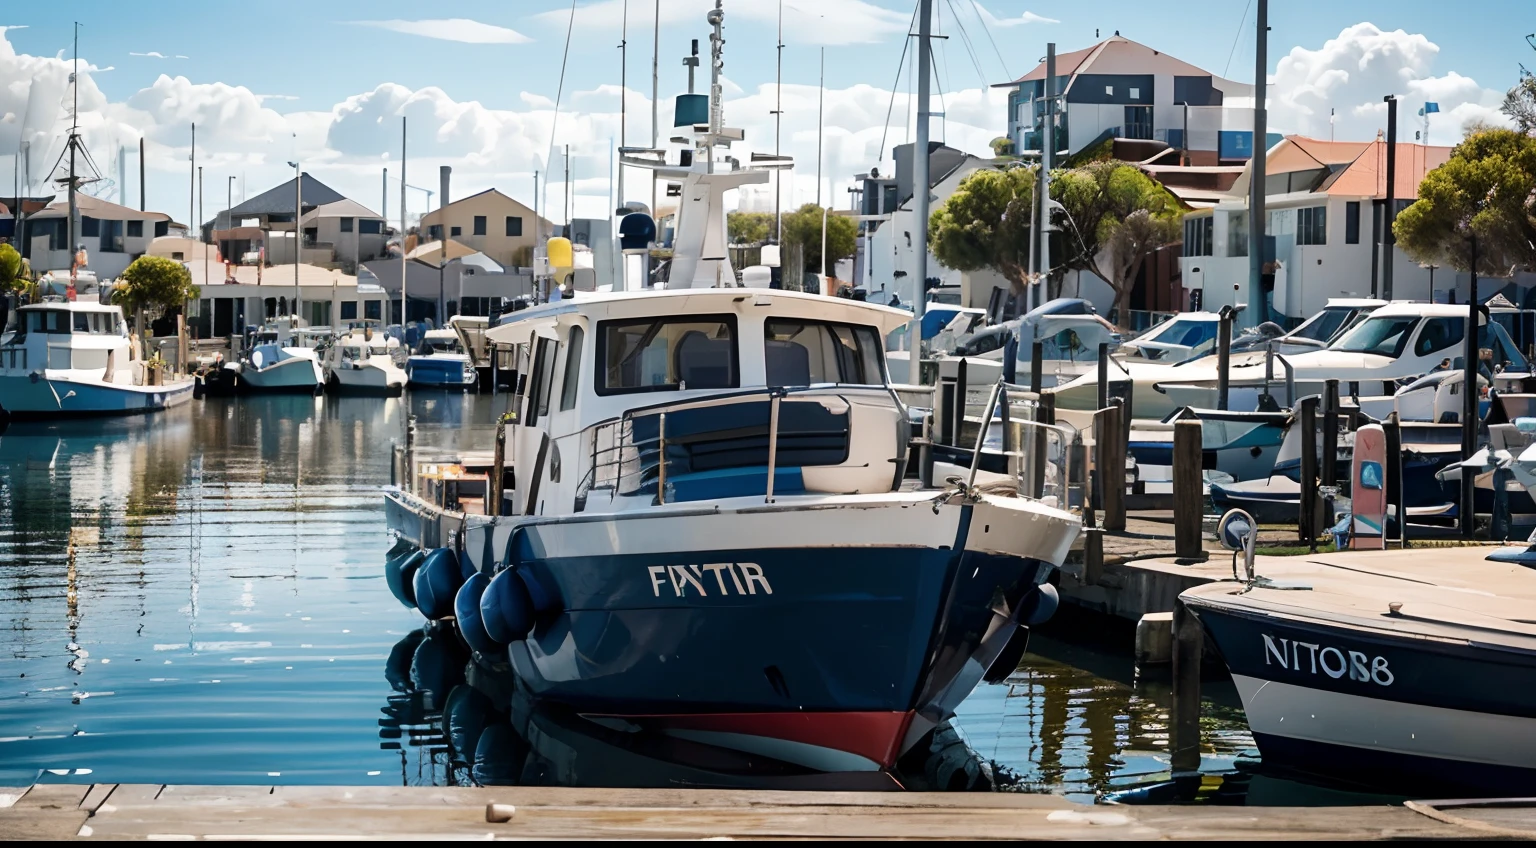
1173 419 1203 561
1099 401 1126 532
1321 380 1339 491
1299 396 1320 548
1383 412 1405 548
1096 343 1109 411
1170 599 1204 774
1216 307 1233 411
490 418 507 517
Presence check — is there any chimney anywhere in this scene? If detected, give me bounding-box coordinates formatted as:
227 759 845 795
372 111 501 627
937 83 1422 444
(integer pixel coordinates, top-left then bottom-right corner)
439 165 451 210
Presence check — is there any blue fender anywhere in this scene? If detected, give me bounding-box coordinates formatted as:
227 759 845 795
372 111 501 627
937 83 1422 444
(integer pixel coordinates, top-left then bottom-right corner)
442 685 497 766
480 567 535 644
454 572 506 661
385 549 426 609
413 548 464 620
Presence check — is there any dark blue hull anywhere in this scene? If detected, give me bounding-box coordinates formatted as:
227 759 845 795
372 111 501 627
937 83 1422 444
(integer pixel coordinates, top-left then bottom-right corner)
500 530 1048 766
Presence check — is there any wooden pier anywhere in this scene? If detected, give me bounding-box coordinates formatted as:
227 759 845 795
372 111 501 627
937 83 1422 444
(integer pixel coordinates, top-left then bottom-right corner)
4 782 1527 840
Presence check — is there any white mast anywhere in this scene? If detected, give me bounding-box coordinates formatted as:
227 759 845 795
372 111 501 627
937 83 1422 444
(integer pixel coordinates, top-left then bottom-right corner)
907 0 932 385
774 0 784 240
399 117 407 329
618 0 628 215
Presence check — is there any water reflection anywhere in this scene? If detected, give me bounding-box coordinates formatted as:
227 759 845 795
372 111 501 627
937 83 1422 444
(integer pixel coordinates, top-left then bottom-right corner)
377 620 1013 792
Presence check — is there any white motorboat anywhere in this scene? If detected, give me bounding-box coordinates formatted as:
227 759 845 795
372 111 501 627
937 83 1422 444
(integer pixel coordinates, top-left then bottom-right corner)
406 327 478 389
324 326 406 395
225 323 327 394
385 1 1083 777
0 299 193 419
936 303 1122 391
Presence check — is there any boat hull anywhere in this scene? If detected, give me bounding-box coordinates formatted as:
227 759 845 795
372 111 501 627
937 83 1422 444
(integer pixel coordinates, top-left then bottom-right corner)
329 362 405 396
1187 599 1536 796
474 494 1077 769
240 358 323 393
407 355 478 389
0 372 194 419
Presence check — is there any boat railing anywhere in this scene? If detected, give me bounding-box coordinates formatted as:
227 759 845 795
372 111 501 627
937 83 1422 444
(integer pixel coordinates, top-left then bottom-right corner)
576 386 895 508
967 381 1078 511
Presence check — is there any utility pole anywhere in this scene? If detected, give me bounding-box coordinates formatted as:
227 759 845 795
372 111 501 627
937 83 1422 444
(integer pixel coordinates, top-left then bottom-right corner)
1247 0 1269 326
293 161 301 318
199 165 205 290
189 122 195 239
399 116 407 328
651 0 660 215
1038 43 1057 314
382 167 388 222
816 47 825 208
564 144 571 232
226 175 235 272
138 137 145 211
1383 95 1399 301
907 0 932 385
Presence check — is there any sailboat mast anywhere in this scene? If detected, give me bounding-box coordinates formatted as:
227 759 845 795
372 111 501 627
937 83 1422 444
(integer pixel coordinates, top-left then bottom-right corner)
774 0 783 240
1248 0 1268 316
651 0 660 215
908 0 932 385
618 0 627 214
68 21 79 267
399 117 407 328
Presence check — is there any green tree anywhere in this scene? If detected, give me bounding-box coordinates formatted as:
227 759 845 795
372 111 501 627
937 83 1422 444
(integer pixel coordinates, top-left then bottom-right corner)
1394 128 1536 276
113 255 199 319
782 204 856 275
727 211 775 245
928 165 1037 295
0 243 29 294
1503 71 1536 135
1051 161 1183 324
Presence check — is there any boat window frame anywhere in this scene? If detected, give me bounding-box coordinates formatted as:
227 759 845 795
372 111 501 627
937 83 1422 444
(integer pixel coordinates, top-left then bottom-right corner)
526 336 559 422
762 317 889 387
559 325 584 411
593 313 740 397
1334 315 1422 358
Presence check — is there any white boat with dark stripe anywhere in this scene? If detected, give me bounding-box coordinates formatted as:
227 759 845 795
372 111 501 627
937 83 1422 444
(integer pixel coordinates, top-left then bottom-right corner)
1182 546 1536 795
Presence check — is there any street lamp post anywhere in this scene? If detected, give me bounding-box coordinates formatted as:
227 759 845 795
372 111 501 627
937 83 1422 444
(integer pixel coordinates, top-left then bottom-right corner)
286 160 302 320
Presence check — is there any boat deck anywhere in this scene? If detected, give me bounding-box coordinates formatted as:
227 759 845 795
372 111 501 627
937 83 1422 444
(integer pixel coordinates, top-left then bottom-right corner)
1182 546 1536 649
3 782 1519 840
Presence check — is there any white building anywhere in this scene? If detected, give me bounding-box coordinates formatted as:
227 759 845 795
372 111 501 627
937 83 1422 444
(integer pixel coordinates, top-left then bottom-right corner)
19 195 174 279
1182 136 1464 328
995 34 1260 164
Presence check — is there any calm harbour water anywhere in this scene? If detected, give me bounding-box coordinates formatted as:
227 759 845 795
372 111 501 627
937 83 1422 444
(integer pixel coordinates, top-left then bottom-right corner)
0 394 1262 801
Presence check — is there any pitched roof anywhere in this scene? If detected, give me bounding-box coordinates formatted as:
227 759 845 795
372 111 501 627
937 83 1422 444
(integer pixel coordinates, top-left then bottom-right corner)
228 174 345 218
1325 139 1452 199
301 198 383 222
995 35 1229 88
421 188 551 226
30 193 171 222
405 238 478 265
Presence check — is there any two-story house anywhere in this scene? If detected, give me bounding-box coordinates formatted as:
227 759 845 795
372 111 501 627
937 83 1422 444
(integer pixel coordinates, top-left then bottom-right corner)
420 188 550 269
20 194 174 279
994 34 1262 164
1181 135 1457 325
206 174 385 271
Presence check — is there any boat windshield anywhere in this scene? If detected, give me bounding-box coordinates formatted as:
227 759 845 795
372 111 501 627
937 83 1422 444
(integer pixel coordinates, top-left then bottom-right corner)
763 319 886 386
421 339 460 355
1143 319 1216 349
1288 307 1356 345
598 315 739 394
1333 316 1420 357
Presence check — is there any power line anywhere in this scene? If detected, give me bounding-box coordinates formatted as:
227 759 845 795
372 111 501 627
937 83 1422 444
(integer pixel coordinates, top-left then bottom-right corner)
966 0 1012 81
545 0 579 236
1222 0 1255 79
942 0 990 89
877 3 922 168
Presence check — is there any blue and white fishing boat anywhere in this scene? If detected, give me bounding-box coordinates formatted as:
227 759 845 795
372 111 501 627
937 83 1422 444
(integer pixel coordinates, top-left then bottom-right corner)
0 299 193 419
406 327 477 389
386 0 1081 774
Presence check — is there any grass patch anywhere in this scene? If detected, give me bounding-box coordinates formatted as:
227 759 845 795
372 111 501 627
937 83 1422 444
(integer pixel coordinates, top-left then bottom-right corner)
1255 540 1338 557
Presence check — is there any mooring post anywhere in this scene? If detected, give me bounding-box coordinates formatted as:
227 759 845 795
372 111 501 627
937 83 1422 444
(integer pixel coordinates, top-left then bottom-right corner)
1034 391 1054 499
1030 341 1044 396
953 358 968 448
1082 502 1103 586
1173 419 1204 561
1097 342 1109 411
1170 599 1204 774
1383 411 1405 548
1216 306 1234 411
1321 380 1339 492
938 377 955 447
1299 396 1320 549
490 416 507 517
1102 400 1126 532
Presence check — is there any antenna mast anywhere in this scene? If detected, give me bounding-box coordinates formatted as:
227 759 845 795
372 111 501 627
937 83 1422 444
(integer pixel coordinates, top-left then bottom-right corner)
618 0 627 214
774 0 784 239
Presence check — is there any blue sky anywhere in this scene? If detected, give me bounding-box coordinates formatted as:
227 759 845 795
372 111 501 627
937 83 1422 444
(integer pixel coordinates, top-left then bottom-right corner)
2 0 1531 224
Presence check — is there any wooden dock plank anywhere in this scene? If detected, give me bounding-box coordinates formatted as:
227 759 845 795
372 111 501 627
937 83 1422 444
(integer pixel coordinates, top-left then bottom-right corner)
31 783 1498 841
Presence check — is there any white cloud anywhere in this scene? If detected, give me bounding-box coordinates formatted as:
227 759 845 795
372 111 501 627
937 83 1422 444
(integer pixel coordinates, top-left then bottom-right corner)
971 4 1059 27
129 51 187 59
535 0 909 47
1270 22 1510 142
348 18 532 45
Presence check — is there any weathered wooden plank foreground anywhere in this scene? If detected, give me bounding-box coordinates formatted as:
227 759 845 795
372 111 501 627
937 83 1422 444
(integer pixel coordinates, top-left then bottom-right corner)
1 783 1524 840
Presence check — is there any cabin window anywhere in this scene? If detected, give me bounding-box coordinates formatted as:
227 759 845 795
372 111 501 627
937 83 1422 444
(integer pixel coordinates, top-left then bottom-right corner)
74 313 91 333
596 314 738 395
1335 316 1419 358
763 320 886 386
559 326 584 411
29 310 71 334
1413 317 1464 357
341 302 358 321
527 337 558 421
365 300 382 321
